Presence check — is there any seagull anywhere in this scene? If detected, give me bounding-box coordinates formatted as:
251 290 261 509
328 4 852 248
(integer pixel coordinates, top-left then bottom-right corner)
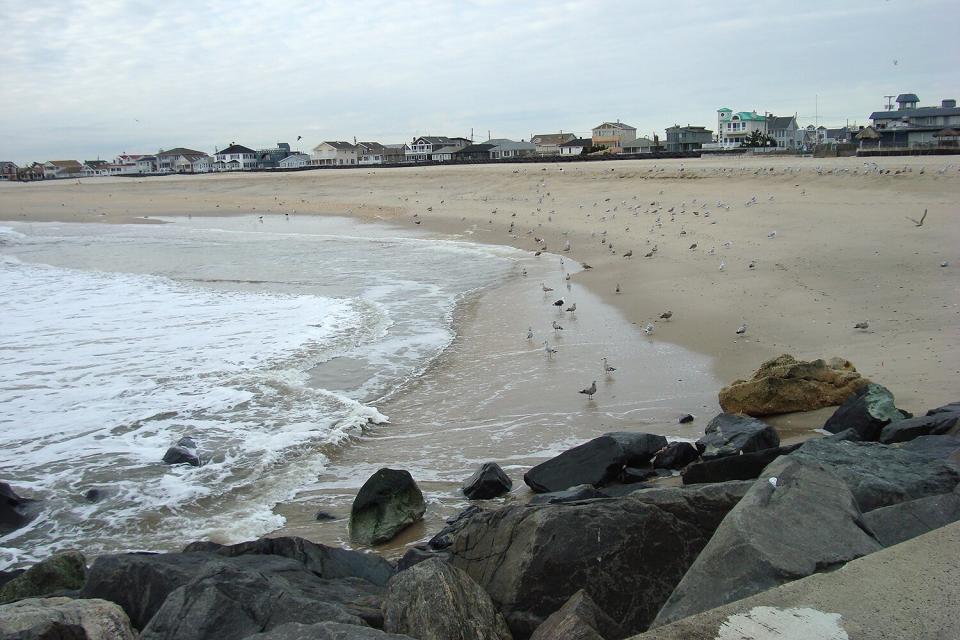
542 283 554 292
659 311 673 321
582 263 593 270
644 323 655 335
748 260 756 269
564 240 571 251
527 326 534 340
615 283 621 294
906 209 928 227
623 250 633 258
854 321 869 330
719 261 726 271
553 298 565 307
736 324 748 335
552 320 564 333
689 243 697 250
543 340 558 356
767 231 777 239
565 302 577 312
602 358 616 373
579 380 597 398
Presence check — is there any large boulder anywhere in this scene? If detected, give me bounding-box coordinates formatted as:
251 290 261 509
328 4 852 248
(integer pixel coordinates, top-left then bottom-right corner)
651 442 699 470
382 558 512 640
0 596 136 640
463 463 513 500
822 383 909 440
927 401 960 417
718 354 869 416
878 412 959 444
529 590 620 640
901 434 960 461
1 482 39 535
695 414 780 460
182 536 395 586
862 490 960 547
445 481 751 638
682 444 799 485
140 557 368 640
523 432 667 493
528 485 608 505
162 437 201 467
242 622 415 639
652 457 882 628
350 469 426 546
790 438 960 511
0 551 86 604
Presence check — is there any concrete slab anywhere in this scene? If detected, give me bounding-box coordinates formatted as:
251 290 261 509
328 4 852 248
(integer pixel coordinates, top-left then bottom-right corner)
629 521 960 640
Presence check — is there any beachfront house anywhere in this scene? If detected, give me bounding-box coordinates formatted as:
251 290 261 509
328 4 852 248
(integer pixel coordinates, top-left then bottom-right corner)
869 93 960 148
716 108 767 148
487 139 537 159
256 143 293 169
191 155 212 173
383 144 408 164
356 142 389 165
214 144 257 171
278 153 311 169
42 160 84 179
156 148 210 173
455 143 495 161
406 136 471 162
1 161 19 180
431 146 462 162
81 160 109 176
665 125 713 152
621 137 654 154
311 141 358 166
591 121 637 153
767 115 802 149
531 132 576 155
559 138 591 155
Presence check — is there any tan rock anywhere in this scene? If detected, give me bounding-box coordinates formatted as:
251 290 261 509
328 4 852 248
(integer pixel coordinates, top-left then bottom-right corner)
718 355 869 416
0 596 136 639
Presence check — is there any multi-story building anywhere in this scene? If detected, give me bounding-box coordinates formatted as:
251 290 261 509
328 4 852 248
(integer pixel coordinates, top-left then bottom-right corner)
767 116 802 149
869 93 960 147
0 161 18 180
156 148 210 173
43 160 84 179
665 125 714 152
716 108 767 148
311 141 358 166
405 136 471 162
591 121 636 152
356 142 388 165
214 144 257 171
256 143 293 169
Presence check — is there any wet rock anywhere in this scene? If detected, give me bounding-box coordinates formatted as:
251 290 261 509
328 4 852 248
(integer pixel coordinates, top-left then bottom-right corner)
528 484 607 505
652 442 700 470
350 469 425 546
653 457 881 628
382 558 512 640
822 383 910 441
396 546 449 572
901 435 960 460
462 462 513 500
0 569 25 589
926 401 960 417
790 438 960 511
315 511 337 521
678 414 695 424
621 466 657 483
523 432 668 493
427 506 483 550
242 622 415 639
718 354 869 416
0 596 136 640
445 481 749 638
529 589 620 640
161 437 201 467
695 414 780 460
0 551 87 604
878 413 959 444
83 489 104 503
682 444 800 485
1 482 39 535
862 491 960 547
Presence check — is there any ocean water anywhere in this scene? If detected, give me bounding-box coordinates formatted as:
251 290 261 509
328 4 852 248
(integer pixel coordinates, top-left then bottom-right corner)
0 216 519 568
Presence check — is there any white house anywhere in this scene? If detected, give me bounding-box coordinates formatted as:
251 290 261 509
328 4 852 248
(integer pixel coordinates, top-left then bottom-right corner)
356 142 388 165
591 122 637 152
190 155 212 173
431 146 461 162
531 132 576 155
214 144 257 170
767 116 802 149
43 160 84 179
311 142 357 166
559 138 591 155
81 160 109 177
487 139 537 159
716 108 767 148
278 153 311 169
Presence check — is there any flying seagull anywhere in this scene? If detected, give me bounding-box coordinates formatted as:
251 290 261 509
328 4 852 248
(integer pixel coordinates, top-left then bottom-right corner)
906 209 928 227
579 380 597 398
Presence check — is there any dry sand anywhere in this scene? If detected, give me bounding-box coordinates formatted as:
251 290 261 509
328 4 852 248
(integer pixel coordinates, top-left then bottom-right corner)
3 155 957 420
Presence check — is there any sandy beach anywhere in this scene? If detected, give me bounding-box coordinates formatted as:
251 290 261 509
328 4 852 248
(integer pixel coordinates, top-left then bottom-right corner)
3 155 957 419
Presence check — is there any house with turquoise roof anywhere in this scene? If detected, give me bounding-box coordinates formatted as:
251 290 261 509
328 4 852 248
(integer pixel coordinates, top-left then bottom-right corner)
716 108 767 148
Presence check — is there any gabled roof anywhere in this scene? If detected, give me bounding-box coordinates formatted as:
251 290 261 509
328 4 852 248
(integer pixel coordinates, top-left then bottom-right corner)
487 139 536 150
315 141 356 151
46 160 83 169
0 161 19 169
357 141 387 153
83 160 109 167
157 147 207 157
218 144 256 154
532 133 576 145
622 137 653 148
559 138 592 147
383 143 409 150
767 116 797 130
431 146 462 155
593 121 636 131
456 143 495 154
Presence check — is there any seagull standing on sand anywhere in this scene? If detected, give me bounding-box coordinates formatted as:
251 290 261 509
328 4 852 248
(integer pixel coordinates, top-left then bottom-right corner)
552 320 564 333
644 323 655 335
736 323 748 335
543 341 558 356
565 302 577 312
854 321 869 330
527 326 534 340
579 380 597 398
542 283 554 292
553 298 565 308
602 358 616 373
659 311 673 321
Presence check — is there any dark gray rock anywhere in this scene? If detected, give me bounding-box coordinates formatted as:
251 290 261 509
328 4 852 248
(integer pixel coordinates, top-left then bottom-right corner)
396 546 449 572
821 428 864 443
620 466 657 483
242 622 414 639
445 481 749 638
862 491 960 547
927 401 960 417
382 558 511 640
161 437 200 467
523 432 668 493
528 484 607 505
653 457 882 628
462 462 513 500
682 444 800 485
652 442 699 469
181 536 395 587
822 383 909 441
878 413 959 444
695 414 780 460
427 506 483 551
140 558 367 640
0 569 25 589
0 551 86 604
315 511 337 521
349 469 425 546
1 619 89 639
529 589 620 640
597 483 654 498
791 438 960 511
1 482 39 536
678 414 695 424
901 435 960 460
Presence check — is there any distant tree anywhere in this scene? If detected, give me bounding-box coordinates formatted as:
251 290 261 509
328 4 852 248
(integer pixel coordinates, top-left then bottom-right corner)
740 130 776 148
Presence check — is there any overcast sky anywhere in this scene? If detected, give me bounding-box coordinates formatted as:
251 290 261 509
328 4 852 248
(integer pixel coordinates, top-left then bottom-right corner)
1 0 957 163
